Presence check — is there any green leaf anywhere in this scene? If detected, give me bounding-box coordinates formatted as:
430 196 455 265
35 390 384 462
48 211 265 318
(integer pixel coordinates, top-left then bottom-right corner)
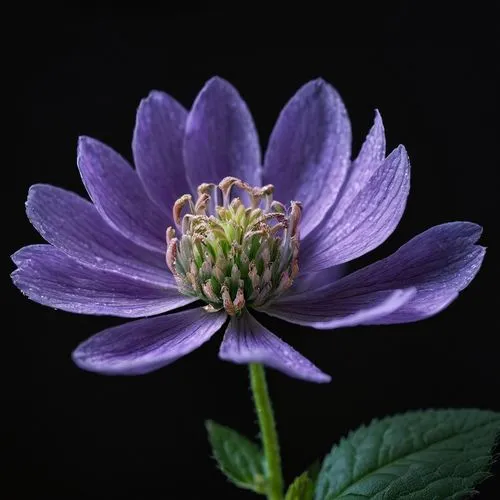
205 420 266 493
286 472 314 500
315 409 500 499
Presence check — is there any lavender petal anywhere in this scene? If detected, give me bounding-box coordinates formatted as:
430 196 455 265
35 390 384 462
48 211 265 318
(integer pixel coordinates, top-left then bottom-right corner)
288 264 347 297
133 91 190 215
264 288 416 328
72 307 227 375
219 310 331 383
263 79 351 238
183 77 261 192
301 145 410 272
26 184 175 288
348 222 485 324
299 110 384 246
77 136 167 252
328 110 386 221
267 222 485 327
350 110 386 184
11 245 194 317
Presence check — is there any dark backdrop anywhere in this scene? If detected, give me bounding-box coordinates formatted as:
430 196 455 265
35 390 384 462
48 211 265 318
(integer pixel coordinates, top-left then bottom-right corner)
9 6 499 499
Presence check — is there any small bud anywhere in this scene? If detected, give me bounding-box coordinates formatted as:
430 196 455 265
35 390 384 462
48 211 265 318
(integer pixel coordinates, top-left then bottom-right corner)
202 280 219 302
248 262 260 290
259 246 271 266
233 284 246 314
180 235 194 261
200 260 212 280
181 214 195 234
186 272 199 291
221 286 235 315
190 260 198 277
262 266 272 285
213 265 226 283
231 264 241 285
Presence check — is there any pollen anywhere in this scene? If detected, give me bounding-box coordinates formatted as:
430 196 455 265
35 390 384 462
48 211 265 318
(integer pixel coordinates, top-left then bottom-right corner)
166 177 301 316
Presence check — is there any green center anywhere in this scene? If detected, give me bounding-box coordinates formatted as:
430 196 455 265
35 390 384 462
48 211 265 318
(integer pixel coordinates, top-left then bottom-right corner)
166 177 301 316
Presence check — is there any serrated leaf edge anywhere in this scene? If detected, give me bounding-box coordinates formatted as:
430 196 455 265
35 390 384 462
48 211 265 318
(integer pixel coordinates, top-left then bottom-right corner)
286 471 314 500
318 409 500 500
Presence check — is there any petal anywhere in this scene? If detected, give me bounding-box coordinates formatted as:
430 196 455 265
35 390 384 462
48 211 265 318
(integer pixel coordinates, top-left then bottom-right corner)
77 136 167 252
263 79 351 238
369 289 460 325
345 222 486 324
183 77 261 191
264 288 416 329
287 264 347 297
330 110 386 219
266 222 485 327
219 310 331 383
132 91 190 215
26 184 175 288
301 145 410 272
72 308 227 375
298 110 384 250
351 109 386 179
11 245 194 317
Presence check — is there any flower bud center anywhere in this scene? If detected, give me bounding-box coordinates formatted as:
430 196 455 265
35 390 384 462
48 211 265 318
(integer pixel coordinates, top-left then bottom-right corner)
166 177 301 316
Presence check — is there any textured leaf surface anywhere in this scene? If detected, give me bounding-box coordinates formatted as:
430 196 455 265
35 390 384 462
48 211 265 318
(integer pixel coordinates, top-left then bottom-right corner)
206 420 266 493
315 409 500 499
286 471 315 500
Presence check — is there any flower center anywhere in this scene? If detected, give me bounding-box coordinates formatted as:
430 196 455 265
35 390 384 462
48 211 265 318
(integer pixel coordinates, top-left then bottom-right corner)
166 177 301 316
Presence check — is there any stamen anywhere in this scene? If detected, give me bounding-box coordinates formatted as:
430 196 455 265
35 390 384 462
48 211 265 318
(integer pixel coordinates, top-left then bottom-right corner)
219 177 240 207
167 177 302 314
166 226 176 245
166 238 178 275
194 193 211 215
173 194 193 226
270 201 285 214
289 201 302 236
197 183 219 214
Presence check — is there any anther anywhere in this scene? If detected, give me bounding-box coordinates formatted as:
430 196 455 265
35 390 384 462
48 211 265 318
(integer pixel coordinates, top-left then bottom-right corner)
173 194 193 226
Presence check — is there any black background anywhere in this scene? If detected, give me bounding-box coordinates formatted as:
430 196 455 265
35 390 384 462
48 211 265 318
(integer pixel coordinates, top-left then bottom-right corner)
9 6 499 499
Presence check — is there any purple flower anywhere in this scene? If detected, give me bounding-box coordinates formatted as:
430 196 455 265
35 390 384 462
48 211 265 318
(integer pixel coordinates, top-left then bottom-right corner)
11 77 485 383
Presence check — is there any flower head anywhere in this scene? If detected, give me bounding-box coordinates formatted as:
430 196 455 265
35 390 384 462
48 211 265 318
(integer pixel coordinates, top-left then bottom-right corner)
11 77 485 383
167 177 300 314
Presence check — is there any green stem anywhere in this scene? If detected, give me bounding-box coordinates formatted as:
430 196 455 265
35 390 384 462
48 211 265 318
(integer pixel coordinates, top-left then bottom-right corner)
249 363 284 500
